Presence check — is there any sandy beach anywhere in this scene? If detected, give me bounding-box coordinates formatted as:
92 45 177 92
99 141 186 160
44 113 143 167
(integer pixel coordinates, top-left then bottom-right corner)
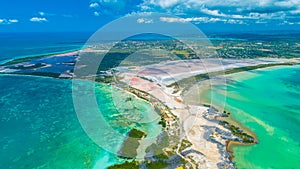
113 57 300 168
1 47 299 168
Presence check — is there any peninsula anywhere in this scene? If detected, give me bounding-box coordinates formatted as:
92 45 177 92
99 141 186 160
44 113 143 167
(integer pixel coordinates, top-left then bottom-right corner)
1 45 299 168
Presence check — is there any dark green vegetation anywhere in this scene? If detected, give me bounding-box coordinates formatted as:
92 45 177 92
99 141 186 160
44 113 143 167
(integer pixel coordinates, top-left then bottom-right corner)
110 131 186 169
111 131 188 169
0 72 61 78
223 62 297 74
145 132 187 168
158 117 167 128
203 104 255 144
107 160 140 169
145 161 169 169
179 139 193 152
220 121 255 144
128 128 147 139
1 55 48 66
211 33 300 58
74 40 198 72
94 75 114 83
145 132 170 157
118 129 146 159
222 111 231 117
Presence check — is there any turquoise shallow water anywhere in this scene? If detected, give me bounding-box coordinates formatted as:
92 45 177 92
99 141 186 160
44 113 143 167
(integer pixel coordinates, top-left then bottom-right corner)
206 65 300 168
0 75 161 168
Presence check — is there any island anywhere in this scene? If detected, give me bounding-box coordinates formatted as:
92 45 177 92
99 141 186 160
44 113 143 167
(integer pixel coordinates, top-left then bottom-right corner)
0 37 299 169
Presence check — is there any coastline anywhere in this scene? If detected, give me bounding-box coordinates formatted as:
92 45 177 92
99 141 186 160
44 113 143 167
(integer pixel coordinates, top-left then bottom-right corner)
1 50 300 168
199 64 300 166
223 118 258 161
185 79 258 163
117 68 238 168
225 140 252 161
189 63 300 167
181 63 300 163
217 115 258 142
224 65 300 168
0 48 82 66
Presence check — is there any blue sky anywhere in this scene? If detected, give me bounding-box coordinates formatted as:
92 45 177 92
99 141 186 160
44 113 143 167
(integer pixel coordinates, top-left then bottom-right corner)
1 0 300 32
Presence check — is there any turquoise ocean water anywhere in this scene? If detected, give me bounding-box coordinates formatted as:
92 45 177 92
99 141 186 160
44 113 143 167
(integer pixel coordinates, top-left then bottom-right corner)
205 65 300 168
2 32 300 168
0 75 162 168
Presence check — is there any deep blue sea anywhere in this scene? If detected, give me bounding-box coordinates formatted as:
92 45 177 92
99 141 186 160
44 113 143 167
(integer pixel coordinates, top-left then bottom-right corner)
0 32 92 63
0 32 251 65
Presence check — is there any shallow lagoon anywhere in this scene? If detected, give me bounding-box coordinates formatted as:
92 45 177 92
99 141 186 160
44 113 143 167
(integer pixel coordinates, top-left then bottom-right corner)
205 65 300 168
0 75 161 168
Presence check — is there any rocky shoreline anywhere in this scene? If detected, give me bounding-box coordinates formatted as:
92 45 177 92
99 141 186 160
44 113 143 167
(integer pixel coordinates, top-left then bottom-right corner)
113 70 244 168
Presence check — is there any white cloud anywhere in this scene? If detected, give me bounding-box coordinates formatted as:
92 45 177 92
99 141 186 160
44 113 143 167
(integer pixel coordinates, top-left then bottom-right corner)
30 17 48 22
227 19 244 24
140 0 300 25
0 18 19 24
144 0 300 11
8 19 18 23
94 11 100 16
199 7 285 20
37 11 56 17
290 9 300 15
39 11 72 18
85 0 300 25
200 8 227 17
160 16 245 24
153 0 181 8
137 18 145 23
137 18 154 23
160 17 213 23
255 20 268 24
160 17 193 23
126 12 153 17
90 3 99 8
280 20 300 25
39 11 45 16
